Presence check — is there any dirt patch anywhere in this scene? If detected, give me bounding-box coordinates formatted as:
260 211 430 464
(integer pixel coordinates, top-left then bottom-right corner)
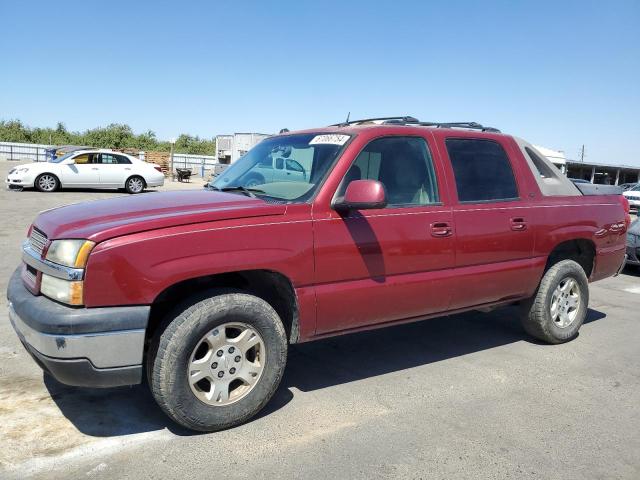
0 376 92 469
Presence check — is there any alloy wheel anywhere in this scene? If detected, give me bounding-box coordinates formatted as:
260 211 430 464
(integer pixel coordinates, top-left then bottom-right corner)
128 177 144 193
188 322 266 406
38 174 57 192
550 277 580 328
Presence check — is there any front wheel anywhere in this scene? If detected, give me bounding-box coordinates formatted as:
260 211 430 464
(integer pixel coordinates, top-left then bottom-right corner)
125 176 146 194
520 259 589 344
148 291 288 431
243 174 265 188
35 173 59 192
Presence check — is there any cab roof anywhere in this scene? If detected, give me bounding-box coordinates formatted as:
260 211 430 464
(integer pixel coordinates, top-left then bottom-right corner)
282 116 508 139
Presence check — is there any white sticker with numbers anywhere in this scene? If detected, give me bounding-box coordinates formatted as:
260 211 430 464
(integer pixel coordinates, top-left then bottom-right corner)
309 134 350 146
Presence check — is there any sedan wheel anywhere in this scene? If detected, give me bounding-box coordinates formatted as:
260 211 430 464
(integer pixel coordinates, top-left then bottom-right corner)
35 174 59 192
126 176 145 194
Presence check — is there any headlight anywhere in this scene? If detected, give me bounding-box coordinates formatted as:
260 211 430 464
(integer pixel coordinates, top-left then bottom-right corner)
46 240 95 267
16 167 29 174
41 274 84 305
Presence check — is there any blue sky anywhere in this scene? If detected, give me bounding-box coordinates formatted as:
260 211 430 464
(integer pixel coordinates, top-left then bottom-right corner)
1 0 638 165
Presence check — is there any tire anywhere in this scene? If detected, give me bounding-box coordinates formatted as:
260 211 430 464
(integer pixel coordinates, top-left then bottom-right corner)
520 259 589 344
35 173 60 192
244 174 265 188
125 175 146 194
148 290 288 431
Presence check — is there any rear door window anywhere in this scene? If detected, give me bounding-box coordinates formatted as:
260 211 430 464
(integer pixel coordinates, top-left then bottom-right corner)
99 154 119 164
446 138 518 202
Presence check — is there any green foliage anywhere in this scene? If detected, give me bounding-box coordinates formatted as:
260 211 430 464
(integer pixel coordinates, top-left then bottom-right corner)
0 119 216 155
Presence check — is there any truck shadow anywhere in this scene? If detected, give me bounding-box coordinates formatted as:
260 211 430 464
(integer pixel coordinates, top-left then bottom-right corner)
45 306 606 438
621 265 639 277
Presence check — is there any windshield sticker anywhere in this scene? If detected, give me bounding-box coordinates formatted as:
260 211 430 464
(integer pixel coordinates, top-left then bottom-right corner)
309 134 350 146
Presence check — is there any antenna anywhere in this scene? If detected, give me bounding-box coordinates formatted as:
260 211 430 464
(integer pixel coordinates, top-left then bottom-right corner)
345 112 350 123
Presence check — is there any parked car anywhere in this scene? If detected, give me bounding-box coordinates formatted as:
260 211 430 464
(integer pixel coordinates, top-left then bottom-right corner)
6 149 165 194
619 182 638 191
7 117 630 432
626 218 640 267
237 147 309 187
623 183 640 211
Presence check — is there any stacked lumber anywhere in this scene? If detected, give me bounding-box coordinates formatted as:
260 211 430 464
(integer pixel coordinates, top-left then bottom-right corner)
143 151 171 176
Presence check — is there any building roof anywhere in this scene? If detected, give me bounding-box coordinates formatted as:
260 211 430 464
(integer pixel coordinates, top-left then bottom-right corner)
534 145 566 165
565 159 640 171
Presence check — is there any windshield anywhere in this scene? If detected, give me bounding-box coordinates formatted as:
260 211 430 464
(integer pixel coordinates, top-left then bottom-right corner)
210 133 351 202
629 184 640 191
50 151 79 163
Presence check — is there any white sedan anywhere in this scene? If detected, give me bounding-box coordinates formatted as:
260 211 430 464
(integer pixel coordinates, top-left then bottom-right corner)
6 149 165 194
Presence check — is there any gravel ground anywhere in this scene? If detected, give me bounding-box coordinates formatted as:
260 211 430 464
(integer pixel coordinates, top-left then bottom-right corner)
0 160 639 480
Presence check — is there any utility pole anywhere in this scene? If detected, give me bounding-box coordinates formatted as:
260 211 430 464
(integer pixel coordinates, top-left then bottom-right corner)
580 144 585 163
169 138 176 181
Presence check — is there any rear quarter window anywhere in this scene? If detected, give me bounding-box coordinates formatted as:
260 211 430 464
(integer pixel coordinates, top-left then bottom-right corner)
446 138 518 202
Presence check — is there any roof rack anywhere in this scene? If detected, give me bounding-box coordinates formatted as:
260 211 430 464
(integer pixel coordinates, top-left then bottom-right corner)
414 121 501 133
331 116 419 127
331 116 500 133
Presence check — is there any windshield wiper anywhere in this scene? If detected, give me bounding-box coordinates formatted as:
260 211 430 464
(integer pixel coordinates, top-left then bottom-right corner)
210 185 265 198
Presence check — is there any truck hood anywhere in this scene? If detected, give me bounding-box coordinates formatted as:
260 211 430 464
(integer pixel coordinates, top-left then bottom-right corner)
33 190 286 243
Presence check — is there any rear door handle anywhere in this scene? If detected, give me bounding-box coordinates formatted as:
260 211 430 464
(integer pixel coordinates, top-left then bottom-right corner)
430 222 453 237
510 217 527 231
91 167 99 170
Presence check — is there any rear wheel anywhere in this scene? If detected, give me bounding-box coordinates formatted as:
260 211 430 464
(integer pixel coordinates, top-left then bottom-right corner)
148 291 288 431
520 260 589 344
35 173 59 192
125 176 146 194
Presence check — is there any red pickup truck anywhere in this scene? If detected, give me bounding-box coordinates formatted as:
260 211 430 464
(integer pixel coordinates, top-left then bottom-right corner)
7 117 630 431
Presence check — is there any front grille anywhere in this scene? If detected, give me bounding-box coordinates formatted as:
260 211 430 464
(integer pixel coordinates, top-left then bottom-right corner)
29 227 48 256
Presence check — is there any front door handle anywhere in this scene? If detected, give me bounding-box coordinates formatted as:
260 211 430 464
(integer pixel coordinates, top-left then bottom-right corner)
430 222 453 237
91 167 99 170
510 217 527 231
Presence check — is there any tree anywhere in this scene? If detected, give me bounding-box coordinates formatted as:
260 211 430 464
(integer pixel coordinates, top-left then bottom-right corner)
0 119 216 154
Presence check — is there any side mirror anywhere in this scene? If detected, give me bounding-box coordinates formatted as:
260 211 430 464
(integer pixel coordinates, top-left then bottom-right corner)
334 179 387 211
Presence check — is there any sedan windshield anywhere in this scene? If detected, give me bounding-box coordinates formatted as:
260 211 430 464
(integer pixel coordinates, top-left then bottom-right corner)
49 151 78 163
210 133 351 202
